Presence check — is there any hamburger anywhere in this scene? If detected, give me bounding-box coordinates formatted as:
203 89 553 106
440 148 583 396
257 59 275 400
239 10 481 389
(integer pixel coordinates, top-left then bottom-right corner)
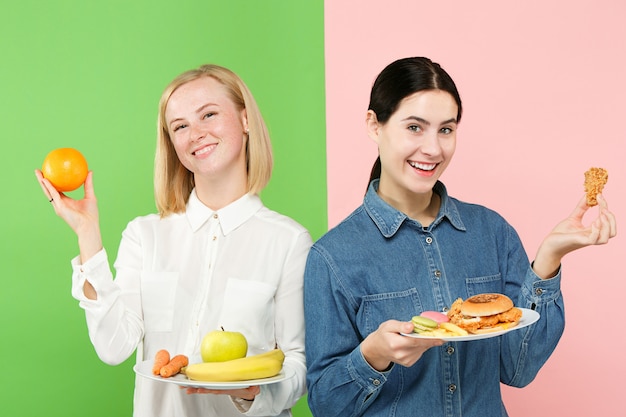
447 293 522 334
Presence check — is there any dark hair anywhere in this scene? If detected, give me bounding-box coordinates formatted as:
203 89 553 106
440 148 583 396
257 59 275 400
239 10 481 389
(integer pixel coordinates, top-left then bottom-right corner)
367 57 463 188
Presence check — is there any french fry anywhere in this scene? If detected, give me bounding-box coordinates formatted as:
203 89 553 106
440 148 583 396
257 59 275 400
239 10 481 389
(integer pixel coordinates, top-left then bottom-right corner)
439 322 468 336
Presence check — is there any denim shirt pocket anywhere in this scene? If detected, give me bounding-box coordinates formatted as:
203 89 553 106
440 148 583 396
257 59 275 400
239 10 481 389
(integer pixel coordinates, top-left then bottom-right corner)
464 273 503 297
140 271 179 332
359 288 422 335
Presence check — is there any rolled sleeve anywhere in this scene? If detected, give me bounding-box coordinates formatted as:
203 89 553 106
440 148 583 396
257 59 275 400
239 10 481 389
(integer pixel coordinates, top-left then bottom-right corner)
71 249 119 309
70 248 142 365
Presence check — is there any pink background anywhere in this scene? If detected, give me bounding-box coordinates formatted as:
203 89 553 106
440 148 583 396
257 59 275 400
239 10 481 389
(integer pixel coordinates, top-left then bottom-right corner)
324 1 625 416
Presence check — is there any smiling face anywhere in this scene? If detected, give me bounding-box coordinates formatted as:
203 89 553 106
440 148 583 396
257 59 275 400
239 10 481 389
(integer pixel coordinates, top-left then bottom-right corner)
368 89 459 209
165 76 249 189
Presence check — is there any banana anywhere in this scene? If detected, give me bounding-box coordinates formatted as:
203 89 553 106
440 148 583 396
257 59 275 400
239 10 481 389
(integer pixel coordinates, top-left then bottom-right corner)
243 348 285 362
184 349 285 382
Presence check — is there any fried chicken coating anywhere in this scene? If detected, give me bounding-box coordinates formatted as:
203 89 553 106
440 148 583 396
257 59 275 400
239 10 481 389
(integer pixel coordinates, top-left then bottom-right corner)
584 167 608 207
446 299 521 333
496 307 522 323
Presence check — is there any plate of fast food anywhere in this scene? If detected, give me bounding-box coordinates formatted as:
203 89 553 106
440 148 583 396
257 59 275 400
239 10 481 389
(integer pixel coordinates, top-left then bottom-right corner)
402 293 540 342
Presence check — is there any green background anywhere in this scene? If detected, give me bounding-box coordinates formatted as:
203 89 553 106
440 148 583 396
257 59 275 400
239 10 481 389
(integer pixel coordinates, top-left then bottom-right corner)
0 1 325 416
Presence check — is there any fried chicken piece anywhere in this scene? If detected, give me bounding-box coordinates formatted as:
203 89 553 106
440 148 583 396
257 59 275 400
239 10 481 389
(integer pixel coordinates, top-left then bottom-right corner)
584 167 608 206
447 298 464 322
447 299 521 333
447 298 480 331
496 307 522 323
480 315 501 327
455 319 481 333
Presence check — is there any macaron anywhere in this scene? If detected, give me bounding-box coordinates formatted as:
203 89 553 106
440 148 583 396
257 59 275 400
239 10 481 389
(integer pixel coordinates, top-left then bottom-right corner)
420 311 449 324
411 315 438 333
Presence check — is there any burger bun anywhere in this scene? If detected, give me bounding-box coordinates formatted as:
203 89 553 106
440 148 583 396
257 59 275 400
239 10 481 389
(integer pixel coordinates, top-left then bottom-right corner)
461 293 514 317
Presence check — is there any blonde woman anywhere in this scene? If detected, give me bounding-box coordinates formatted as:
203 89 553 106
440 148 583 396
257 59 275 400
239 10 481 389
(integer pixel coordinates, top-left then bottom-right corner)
36 64 311 417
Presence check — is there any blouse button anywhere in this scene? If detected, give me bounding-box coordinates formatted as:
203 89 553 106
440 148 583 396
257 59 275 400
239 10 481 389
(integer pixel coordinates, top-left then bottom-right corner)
425 236 433 244
535 288 544 296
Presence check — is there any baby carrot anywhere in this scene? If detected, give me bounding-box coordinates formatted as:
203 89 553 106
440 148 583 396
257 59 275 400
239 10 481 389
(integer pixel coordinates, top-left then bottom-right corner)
152 349 170 375
160 354 189 378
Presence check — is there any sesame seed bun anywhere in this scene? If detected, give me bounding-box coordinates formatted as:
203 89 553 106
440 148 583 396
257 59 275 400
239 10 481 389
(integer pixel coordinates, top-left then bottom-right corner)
460 293 514 317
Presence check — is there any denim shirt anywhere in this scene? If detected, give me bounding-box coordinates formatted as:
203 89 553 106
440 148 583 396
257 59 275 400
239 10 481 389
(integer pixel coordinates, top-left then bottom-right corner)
304 180 565 417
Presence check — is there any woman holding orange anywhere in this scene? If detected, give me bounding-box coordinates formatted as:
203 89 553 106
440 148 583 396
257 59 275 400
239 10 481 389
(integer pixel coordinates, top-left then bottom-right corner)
36 64 311 417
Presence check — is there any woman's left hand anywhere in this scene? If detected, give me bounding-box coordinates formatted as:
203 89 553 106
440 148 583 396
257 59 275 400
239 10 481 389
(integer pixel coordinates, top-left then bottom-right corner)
533 194 617 278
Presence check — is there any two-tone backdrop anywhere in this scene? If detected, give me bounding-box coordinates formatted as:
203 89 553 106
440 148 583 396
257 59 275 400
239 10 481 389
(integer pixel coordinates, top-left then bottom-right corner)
1 1 623 416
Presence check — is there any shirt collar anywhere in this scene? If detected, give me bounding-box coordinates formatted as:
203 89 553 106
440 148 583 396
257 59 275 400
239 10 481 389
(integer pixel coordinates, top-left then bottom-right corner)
364 179 466 237
186 189 263 234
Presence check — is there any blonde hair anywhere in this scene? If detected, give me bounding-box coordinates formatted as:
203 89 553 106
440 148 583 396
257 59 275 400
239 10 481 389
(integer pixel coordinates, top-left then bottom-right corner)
154 64 273 216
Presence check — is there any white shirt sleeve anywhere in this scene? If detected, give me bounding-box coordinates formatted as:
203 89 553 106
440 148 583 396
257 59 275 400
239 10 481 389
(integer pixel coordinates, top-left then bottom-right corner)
71 245 143 365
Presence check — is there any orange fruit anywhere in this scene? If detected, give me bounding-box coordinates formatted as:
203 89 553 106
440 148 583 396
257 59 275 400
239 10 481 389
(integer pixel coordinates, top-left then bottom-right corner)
41 148 89 192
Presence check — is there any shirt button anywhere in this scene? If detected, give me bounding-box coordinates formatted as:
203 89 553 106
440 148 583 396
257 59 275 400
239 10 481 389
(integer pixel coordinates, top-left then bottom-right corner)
446 346 455 355
448 384 457 393
213 213 218 219
434 270 441 278
535 288 544 295
425 236 433 244
212 236 217 241
372 379 381 386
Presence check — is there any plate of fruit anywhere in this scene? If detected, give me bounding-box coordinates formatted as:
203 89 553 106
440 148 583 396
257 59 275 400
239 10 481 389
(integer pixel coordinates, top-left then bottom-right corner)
134 328 292 389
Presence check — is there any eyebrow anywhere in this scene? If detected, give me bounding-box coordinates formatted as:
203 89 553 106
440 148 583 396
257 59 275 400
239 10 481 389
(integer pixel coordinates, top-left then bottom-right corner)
402 116 458 125
168 102 218 126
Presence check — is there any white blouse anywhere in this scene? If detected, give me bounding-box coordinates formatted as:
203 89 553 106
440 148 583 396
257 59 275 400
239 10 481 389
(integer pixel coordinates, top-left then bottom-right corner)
71 190 312 417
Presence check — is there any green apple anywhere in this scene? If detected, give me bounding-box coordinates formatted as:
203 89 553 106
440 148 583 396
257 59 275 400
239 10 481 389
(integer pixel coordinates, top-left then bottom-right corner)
200 328 248 362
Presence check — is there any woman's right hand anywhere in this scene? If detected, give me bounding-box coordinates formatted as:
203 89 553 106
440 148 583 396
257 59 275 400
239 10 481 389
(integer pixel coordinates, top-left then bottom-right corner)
360 320 444 371
35 169 103 263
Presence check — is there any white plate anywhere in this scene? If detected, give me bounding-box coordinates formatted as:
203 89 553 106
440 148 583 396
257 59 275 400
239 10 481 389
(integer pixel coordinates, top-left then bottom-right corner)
133 359 293 389
402 308 540 341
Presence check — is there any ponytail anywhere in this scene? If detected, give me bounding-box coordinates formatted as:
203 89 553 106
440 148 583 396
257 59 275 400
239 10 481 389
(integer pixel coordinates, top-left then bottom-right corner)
366 156 381 195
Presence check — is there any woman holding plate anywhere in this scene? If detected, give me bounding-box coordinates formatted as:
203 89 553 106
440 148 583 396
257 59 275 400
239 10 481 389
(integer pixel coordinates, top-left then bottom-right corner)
36 64 311 417
303 57 616 417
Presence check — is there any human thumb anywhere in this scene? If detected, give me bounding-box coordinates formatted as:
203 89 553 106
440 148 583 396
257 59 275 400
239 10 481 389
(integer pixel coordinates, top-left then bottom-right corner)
401 321 415 334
